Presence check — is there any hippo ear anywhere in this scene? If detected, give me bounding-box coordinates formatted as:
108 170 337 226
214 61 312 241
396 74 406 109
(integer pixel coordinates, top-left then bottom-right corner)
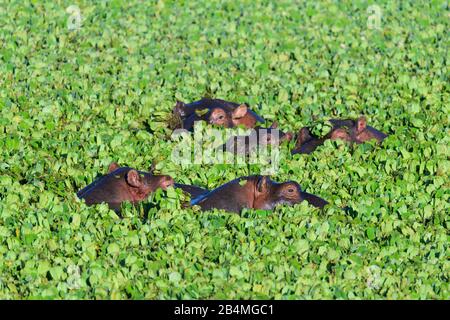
126 169 142 188
256 176 270 193
356 117 367 133
173 100 186 117
270 121 278 129
298 127 312 145
108 162 120 173
232 104 248 119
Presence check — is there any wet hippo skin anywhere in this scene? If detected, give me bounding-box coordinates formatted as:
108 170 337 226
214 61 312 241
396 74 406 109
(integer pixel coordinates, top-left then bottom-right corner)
77 163 174 212
173 98 265 131
190 175 328 213
292 116 388 155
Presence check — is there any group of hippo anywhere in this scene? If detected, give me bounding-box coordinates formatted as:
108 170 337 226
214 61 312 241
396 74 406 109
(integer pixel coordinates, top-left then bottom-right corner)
77 98 389 214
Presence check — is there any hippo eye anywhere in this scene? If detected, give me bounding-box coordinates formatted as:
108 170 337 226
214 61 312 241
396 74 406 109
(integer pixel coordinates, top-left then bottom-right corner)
218 115 224 120
287 188 295 193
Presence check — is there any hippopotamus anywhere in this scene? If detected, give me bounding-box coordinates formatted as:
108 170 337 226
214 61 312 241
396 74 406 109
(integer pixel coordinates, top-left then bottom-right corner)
292 116 388 154
190 175 328 213
221 122 294 156
172 98 265 131
291 126 349 155
77 163 175 212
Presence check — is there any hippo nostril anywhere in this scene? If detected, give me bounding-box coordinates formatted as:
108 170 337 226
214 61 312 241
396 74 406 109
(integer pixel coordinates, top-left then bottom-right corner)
160 176 175 189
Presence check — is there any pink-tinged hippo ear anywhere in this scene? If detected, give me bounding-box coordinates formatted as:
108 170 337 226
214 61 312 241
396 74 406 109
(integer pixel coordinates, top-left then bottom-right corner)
256 176 270 193
108 162 120 173
270 121 278 129
356 117 367 133
232 104 248 119
126 169 142 188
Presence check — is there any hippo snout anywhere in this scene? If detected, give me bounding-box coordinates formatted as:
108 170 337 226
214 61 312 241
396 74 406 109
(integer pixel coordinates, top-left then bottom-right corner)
159 175 175 190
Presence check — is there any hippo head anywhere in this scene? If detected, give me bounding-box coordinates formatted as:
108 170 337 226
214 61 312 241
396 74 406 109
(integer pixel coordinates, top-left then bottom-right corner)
124 169 173 200
104 163 174 202
349 117 388 144
292 117 388 155
208 104 259 128
328 117 388 144
253 176 302 210
77 162 175 212
292 127 324 154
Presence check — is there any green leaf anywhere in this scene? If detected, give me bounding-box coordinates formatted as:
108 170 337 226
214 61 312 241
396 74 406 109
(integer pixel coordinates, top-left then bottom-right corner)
366 228 376 240
107 243 120 255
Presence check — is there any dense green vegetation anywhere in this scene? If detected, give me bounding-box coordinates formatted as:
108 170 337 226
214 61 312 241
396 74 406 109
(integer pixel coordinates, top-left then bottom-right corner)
0 0 448 299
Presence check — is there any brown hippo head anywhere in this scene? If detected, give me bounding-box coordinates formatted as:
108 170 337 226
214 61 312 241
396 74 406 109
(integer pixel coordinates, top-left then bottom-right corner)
190 175 328 213
173 98 264 131
77 163 174 212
